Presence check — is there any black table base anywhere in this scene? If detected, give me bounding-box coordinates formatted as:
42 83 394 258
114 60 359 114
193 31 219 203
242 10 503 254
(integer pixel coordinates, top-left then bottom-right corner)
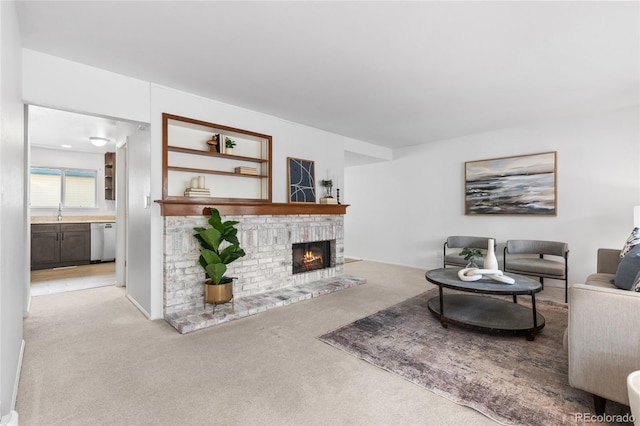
427 294 545 341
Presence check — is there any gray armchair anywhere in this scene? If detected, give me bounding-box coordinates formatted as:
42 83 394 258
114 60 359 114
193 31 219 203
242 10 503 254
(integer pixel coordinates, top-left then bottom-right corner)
503 240 569 302
443 236 495 268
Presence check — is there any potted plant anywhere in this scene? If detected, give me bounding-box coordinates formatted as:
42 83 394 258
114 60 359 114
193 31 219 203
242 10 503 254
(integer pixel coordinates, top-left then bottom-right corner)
225 137 236 154
194 208 246 305
459 247 482 268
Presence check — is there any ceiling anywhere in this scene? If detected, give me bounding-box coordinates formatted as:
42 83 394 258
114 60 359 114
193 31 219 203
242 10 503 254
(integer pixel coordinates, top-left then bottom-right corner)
28 105 119 153
16 1 639 153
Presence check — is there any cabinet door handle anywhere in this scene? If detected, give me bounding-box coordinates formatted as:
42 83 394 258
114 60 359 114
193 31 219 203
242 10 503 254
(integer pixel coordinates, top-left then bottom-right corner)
61 232 64 241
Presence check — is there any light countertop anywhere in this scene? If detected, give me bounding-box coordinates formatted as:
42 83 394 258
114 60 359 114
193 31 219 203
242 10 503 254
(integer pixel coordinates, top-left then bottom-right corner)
31 215 116 224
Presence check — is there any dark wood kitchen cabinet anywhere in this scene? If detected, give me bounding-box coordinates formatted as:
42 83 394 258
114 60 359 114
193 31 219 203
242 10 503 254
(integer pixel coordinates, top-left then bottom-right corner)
31 223 91 270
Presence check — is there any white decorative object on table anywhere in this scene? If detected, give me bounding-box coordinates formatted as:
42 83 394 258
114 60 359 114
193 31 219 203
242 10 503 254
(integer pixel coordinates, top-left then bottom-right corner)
484 238 499 270
458 267 515 285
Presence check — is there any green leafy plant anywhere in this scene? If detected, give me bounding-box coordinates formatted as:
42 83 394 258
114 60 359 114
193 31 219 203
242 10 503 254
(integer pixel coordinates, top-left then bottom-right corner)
225 137 236 148
321 179 333 187
193 208 246 285
459 247 482 263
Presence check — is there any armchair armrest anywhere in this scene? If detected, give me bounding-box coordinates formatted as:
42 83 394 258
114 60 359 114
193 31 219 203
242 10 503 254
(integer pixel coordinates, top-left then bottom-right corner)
597 248 621 274
568 284 640 406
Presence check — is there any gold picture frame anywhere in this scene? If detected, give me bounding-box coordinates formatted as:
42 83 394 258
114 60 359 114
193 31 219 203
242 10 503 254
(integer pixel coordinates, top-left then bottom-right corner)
465 151 557 215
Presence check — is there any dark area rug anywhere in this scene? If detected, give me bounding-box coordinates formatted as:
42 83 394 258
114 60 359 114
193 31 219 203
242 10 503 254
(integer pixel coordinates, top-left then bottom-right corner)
319 290 631 426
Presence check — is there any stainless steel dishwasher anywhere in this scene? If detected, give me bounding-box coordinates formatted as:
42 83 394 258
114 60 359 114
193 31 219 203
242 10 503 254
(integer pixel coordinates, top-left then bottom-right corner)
102 222 116 261
90 222 116 262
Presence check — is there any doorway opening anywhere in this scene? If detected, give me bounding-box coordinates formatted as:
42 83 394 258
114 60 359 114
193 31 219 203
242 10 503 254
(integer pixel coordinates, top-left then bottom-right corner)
27 105 126 295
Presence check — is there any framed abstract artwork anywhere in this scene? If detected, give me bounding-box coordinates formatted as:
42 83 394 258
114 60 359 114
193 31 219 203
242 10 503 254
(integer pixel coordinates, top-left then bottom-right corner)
465 151 557 215
287 157 316 203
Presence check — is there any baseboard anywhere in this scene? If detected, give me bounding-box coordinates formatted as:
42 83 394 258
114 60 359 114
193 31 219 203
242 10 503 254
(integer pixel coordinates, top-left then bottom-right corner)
347 259 568 289
346 257 438 271
126 294 150 319
1 339 25 424
540 281 564 289
0 411 18 426
24 287 31 318
13 340 24 410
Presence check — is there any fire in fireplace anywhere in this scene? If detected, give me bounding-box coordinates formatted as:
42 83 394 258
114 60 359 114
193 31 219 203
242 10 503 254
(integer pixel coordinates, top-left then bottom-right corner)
292 240 333 274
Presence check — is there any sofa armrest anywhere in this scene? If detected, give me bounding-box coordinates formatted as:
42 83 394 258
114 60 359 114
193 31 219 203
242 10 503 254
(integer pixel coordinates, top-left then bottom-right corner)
568 284 640 405
597 248 621 274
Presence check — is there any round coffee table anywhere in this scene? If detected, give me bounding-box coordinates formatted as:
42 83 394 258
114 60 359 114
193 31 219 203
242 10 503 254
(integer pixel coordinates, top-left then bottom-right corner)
425 268 545 341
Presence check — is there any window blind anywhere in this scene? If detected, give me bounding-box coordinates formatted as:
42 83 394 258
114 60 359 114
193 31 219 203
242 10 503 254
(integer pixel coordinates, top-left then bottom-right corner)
30 168 62 207
30 167 97 208
65 170 97 207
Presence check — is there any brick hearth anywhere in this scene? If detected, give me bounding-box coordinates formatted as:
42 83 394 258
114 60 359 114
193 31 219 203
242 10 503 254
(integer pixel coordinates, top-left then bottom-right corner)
165 275 365 334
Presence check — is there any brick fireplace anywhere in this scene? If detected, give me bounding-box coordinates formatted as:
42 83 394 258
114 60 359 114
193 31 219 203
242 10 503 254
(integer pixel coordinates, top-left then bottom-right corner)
163 214 350 318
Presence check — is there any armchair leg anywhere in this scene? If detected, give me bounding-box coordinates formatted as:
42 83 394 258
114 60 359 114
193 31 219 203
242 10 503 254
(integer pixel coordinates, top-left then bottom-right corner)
593 394 606 415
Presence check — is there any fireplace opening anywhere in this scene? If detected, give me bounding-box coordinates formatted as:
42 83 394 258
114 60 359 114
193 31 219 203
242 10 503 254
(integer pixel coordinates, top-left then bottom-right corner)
292 240 333 274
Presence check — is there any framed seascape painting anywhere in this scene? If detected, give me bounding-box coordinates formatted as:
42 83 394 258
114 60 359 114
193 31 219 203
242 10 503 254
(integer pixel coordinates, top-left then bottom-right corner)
288 157 316 203
465 151 557 215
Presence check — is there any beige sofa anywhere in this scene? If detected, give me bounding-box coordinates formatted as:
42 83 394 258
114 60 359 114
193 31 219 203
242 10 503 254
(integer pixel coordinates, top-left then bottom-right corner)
568 248 640 414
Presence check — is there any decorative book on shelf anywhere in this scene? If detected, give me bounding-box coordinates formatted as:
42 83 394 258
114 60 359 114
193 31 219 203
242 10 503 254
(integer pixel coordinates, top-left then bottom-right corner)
184 187 211 197
320 197 338 204
235 166 258 175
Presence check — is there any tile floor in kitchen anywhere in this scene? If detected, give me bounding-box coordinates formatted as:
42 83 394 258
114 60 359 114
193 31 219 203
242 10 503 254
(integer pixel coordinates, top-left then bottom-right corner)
30 262 116 296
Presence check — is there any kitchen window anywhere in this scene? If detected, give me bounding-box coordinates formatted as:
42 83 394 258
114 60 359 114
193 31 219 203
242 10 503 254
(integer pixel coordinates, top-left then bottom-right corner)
30 167 97 208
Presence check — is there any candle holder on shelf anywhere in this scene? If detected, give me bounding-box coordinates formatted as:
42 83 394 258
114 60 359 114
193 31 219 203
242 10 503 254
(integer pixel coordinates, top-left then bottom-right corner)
321 179 333 198
320 179 337 204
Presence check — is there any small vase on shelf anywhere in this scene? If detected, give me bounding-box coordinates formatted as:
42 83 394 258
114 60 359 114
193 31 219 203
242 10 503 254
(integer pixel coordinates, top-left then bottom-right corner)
225 137 236 155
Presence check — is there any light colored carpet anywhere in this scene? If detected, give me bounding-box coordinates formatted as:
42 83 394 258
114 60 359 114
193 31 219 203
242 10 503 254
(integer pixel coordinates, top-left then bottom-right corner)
319 290 631 426
18 261 550 426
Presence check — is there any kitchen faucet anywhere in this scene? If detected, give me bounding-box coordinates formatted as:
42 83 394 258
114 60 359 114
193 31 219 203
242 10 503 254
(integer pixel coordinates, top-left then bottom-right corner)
56 203 63 221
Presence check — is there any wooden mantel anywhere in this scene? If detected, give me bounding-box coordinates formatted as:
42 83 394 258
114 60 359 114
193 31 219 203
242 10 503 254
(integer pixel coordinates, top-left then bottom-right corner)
156 200 349 216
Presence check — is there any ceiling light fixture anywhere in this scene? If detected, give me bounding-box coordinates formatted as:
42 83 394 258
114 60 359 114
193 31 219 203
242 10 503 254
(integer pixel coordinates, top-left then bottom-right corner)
89 136 109 147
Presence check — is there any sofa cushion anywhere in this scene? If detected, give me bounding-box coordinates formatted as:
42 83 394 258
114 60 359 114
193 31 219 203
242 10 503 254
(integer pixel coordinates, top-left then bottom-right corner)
620 227 640 258
631 270 640 292
585 272 617 289
504 258 565 277
614 245 640 290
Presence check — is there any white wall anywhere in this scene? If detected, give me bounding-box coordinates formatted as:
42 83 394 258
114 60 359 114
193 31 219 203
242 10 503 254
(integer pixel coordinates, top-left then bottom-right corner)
22 50 150 124
0 0 25 419
150 85 345 203
124 122 152 316
345 106 640 285
30 147 116 216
